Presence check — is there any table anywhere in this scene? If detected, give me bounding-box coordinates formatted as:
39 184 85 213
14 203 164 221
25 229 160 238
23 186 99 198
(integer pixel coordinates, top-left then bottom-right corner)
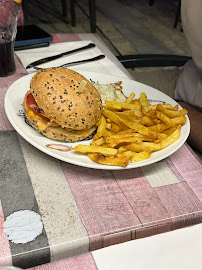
0 33 202 270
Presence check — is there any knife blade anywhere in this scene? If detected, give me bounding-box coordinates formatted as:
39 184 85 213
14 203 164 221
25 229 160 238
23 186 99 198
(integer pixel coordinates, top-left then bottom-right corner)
26 43 96 69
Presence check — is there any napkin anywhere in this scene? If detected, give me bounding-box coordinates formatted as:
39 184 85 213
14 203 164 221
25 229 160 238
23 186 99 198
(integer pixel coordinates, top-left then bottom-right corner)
93 223 202 270
15 40 128 78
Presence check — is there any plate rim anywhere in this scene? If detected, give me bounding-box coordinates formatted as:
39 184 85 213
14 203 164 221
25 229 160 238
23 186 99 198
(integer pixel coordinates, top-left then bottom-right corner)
4 71 190 170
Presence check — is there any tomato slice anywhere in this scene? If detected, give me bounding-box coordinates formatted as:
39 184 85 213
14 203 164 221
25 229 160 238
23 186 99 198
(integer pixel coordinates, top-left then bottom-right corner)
26 93 50 121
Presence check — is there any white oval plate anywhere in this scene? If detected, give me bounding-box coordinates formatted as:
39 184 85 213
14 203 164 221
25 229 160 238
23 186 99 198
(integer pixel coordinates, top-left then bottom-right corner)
4 71 190 170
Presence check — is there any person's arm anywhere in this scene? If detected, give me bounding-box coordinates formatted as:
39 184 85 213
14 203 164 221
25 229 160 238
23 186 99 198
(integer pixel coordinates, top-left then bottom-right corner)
178 101 202 153
175 1 202 109
181 0 202 73
175 1 202 153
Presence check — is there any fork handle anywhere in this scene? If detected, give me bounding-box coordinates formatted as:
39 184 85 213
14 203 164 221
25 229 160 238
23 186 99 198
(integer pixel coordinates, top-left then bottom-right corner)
61 55 105 67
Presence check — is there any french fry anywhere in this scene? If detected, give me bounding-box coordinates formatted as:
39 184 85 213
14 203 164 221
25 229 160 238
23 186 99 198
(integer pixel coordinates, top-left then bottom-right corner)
157 111 186 127
153 119 161 125
117 146 128 153
111 122 122 132
106 118 112 123
94 130 112 140
134 133 156 142
91 137 105 146
116 110 142 119
156 132 168 141
125 92 136 103
102 130 114 137
95 118 102 126
141 106 157 119
127 127 181 152
146 104 175 110
102 108 128 129
170 116 187 126
156 111 174 127
106 123 112 130
130 151 152 162
131 99 140 105
117 115 155 138
87 153 129 167
157 104 188 118
140 116 155 126
105 100 141 111
73 145 117 156
117 129 136 135
73 88 188 167
173 105 179 111
116 151 133 159
96 115 107 138
162 126 180 136
105 133 143 148
139 92 151 107
148 123 168 133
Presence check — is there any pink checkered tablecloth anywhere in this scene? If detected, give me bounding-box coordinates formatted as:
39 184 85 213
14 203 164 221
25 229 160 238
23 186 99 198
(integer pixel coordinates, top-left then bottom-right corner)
0 33 202 270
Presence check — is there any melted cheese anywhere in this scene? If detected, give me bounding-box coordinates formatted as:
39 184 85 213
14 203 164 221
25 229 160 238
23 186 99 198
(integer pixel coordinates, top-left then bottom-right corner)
28 109 43 120
28 109 58 131
28 109 93 135
64 128 94 136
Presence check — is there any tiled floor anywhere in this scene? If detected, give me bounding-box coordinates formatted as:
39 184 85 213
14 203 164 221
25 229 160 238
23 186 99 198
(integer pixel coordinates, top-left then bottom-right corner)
23 0 189 57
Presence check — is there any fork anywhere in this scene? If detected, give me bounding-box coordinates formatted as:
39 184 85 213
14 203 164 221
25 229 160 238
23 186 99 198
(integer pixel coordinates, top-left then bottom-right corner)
28 55 105 71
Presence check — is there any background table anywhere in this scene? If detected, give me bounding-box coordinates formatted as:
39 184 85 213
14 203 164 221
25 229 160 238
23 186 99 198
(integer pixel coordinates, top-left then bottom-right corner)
0 33 202 269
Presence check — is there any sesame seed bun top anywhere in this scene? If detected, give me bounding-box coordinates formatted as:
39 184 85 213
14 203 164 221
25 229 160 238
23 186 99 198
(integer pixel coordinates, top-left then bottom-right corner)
30 67 103 130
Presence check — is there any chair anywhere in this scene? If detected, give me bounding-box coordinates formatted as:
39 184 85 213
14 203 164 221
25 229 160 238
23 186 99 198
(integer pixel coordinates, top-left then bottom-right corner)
149 0 181 29
116 54 191 69
24 0 68 22
70 0 96 33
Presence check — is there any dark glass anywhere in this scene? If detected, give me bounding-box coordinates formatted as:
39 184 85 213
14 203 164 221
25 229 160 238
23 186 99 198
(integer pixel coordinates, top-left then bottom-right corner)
0 39 15 77
0 0 20 76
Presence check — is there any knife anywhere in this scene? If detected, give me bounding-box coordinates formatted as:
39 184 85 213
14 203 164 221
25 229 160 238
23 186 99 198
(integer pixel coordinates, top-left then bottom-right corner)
26 43 96 69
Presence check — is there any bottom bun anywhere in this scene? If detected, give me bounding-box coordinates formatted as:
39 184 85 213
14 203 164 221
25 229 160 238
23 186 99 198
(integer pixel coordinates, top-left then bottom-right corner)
23 96 96 142
25 116 96 142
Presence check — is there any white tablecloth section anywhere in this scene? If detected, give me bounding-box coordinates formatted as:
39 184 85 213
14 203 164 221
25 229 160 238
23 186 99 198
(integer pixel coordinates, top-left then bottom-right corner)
16 40 129 79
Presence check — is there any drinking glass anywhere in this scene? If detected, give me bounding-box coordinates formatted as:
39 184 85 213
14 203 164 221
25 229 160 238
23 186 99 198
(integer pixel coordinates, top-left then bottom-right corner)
0 0 20 76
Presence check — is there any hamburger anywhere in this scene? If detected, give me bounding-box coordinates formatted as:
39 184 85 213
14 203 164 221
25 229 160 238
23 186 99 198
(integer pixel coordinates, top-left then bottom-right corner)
23 67 103 142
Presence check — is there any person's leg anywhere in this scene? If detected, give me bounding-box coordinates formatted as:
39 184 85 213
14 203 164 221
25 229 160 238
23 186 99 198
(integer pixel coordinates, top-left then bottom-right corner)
129 67 182 99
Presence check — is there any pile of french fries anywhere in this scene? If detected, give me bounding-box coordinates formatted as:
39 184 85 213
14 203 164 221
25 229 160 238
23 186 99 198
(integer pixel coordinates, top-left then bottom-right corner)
73 91 188 167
